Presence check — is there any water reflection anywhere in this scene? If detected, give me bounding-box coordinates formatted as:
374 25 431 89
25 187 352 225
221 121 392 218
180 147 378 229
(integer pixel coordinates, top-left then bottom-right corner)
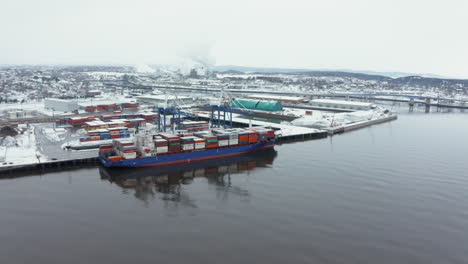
99 148 278 205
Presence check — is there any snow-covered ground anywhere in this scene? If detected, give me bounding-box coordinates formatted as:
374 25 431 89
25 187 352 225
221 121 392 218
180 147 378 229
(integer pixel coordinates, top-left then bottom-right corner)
41 127 68 142
0 126 46 167
290 107 391 129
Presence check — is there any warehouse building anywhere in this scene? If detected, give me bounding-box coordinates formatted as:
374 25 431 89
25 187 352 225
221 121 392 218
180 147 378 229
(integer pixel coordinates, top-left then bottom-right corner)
44 98 79 112
136 95 193 106
246 94 309 104
310 99 376 111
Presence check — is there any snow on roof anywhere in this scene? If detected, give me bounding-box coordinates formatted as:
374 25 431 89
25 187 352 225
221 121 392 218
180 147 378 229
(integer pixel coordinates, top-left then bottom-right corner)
138 112 157 116
44 98 77 103
107 119 127 124
88 128 109 133
136 95 192 100
246 94 306 101
84 121 107 126
311 99 375 107
70 117 88 120
78 102 117 107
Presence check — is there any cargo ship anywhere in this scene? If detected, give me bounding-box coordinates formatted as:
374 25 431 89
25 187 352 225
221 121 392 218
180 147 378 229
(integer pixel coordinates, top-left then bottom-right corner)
98 127 275 168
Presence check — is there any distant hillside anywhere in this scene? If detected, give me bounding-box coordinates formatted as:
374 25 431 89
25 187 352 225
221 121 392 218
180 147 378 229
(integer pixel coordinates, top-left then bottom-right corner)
214 65 468 87
214 65 312 74
388 76 468 87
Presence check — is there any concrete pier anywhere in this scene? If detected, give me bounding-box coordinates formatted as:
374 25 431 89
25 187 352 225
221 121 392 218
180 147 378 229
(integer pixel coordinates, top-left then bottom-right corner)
326 115 398 135
0 157 99 175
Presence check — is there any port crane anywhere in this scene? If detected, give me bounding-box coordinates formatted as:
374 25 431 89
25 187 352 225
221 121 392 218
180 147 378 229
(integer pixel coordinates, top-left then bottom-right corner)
154 92 197 132
208 86 251 129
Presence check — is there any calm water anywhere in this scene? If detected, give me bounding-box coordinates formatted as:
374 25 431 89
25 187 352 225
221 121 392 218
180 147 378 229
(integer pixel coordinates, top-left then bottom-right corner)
1 110 468 264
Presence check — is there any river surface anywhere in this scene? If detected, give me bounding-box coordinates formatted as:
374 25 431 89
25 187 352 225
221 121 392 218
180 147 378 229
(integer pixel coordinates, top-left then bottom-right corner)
1 109 468 264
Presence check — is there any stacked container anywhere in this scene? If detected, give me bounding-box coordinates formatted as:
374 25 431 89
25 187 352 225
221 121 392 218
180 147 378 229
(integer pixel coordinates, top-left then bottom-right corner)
248 131 258 143
55 119 68 127
99 145 114 157
120 127 130 138
227 132 239 146
112 139 137 159
237 130 249 145
194 137 206 150
100 130 111 140
267 129 275 139
181 136 195 151
203 135 218 149
154 139 168 154
257 129 269 141
79 137 91 142
109 128 121 139
159 133 182 153
180 121 210 132
88 130 101 141
250 128 274 141
217 133 229 147
168 139 181 153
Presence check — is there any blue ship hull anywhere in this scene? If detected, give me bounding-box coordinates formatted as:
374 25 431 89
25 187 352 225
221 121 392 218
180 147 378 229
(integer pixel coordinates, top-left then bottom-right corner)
99 141 275 168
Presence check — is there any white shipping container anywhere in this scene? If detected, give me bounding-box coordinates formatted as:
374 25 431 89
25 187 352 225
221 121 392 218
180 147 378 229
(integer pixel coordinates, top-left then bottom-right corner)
123 152 137 159
218 140 229 147
195 143 205 149
229 139 239 145
182 144 194 150
156 146 168 153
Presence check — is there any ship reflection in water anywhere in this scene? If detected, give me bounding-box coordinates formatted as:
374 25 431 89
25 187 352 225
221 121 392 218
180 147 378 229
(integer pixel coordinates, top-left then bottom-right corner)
99 148 277 205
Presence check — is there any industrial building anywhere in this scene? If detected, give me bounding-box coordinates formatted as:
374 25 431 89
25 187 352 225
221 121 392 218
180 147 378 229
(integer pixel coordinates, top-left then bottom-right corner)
310 99 376 111
44 98 79 112
136 95 193 106
246 94 309 104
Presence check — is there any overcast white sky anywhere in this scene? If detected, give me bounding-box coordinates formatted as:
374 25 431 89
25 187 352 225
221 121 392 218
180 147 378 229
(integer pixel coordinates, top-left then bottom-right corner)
1 0 467 78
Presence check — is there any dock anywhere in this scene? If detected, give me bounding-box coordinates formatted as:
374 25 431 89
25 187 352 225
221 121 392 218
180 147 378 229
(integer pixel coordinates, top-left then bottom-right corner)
326 114 398 135
189 111 328 143
1 111 396 174
0 157 99 176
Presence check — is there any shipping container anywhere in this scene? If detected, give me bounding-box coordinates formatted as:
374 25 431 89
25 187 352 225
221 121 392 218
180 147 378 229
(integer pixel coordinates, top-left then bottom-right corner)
218 140 229 147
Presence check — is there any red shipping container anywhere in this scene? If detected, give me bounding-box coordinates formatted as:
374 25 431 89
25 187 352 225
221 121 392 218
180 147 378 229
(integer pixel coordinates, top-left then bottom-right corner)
248 132 258 143
238 135 249 141
99 145 113 150
169 146 181 153
155 139 168 147
206 143 218 149
266 129 275 138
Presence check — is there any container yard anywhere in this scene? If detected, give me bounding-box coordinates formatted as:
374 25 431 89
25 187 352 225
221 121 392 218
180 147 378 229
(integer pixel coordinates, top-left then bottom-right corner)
1 92 398 173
